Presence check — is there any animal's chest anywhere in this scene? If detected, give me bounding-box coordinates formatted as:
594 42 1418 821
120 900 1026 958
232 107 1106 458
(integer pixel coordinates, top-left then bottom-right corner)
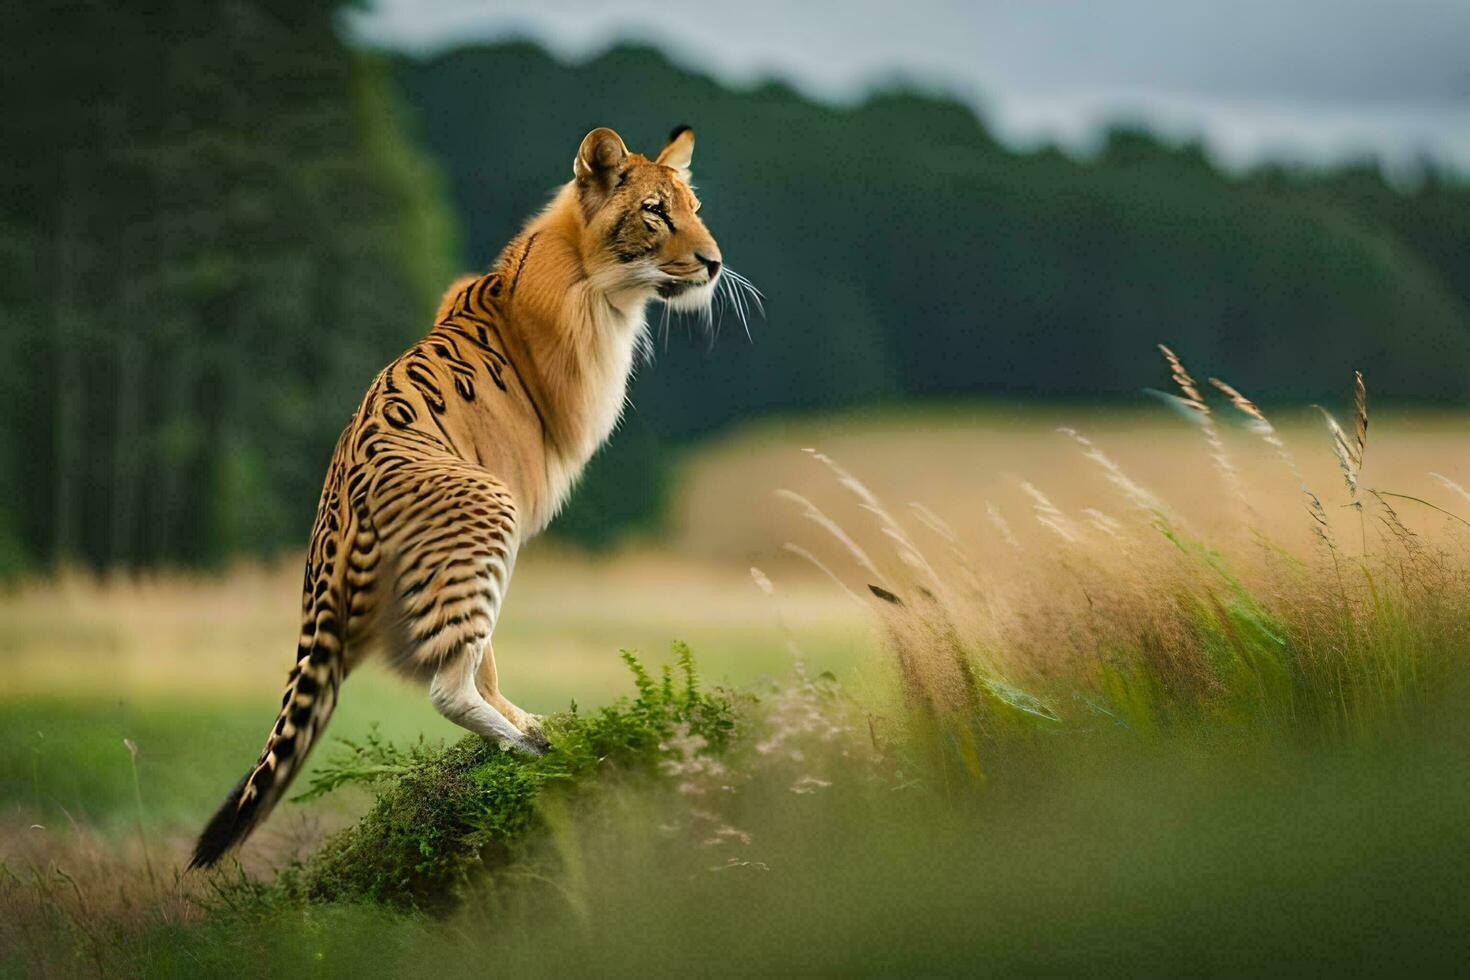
536 309 645 525
583 344 636 454
571 304 646 458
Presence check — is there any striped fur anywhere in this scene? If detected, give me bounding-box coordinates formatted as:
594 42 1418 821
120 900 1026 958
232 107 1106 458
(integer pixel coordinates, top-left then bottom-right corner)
191 126 724 869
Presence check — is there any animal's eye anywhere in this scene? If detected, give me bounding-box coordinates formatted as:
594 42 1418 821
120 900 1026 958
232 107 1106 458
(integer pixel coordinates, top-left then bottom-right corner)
640 201 675 231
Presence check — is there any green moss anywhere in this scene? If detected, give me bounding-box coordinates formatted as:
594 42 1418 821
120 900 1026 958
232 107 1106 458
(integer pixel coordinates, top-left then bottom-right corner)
270 646 734 910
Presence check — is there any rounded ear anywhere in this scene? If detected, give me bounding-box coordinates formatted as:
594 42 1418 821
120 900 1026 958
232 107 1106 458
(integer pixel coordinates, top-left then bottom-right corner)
655 125 695 180
573 127 628 184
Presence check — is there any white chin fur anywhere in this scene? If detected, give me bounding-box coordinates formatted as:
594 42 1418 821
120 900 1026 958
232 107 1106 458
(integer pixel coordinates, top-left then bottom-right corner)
664 279 716 314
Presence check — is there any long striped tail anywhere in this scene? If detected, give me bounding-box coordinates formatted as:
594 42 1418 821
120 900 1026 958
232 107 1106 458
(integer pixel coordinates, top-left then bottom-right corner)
189 602 346 869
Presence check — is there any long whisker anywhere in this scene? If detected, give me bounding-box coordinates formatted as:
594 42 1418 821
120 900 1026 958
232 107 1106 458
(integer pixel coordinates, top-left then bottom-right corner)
713 275 731 343
656 267 760 350
722 275 740 333
725 274 751 342
734 278 758 341
739 279 765 321
704 281 719 351
724 268 766 318
723 268 764 344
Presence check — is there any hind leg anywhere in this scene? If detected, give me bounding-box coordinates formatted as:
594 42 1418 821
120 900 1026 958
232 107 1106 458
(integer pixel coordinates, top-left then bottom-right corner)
475 639 549 751
430 643 546 755
370 457 546 754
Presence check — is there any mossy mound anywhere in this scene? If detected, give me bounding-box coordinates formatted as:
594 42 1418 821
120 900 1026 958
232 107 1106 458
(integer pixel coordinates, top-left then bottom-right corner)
272 647 735 910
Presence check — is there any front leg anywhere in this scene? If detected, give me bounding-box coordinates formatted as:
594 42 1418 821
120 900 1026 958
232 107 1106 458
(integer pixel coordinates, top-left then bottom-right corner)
475 638 550 752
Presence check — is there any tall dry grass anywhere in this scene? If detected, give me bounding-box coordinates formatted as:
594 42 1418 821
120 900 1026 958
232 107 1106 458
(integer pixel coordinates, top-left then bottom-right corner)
773 350 1470 783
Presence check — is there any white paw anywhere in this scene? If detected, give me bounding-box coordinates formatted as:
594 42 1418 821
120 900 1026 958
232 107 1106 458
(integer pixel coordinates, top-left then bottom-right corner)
496 732 549 757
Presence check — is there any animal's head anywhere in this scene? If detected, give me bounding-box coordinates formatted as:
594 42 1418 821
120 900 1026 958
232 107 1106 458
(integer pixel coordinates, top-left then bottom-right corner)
572 125 722 315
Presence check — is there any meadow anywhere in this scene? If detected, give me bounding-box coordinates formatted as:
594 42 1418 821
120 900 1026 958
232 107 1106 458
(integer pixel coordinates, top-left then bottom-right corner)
5 374 1470 975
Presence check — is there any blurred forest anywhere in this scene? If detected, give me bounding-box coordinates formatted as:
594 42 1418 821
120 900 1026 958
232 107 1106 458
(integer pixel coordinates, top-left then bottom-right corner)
4 5 1470 572
0 2 455 573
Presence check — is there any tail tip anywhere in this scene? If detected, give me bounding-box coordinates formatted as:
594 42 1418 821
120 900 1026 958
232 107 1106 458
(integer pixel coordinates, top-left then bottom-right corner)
187 831 233 871
188 775 253 871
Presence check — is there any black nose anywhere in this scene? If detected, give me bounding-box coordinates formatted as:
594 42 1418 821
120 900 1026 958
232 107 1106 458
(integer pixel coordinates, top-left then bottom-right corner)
696 253 721 279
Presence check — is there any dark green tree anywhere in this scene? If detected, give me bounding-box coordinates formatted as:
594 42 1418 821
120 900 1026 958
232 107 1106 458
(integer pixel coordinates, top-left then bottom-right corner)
0 0 457 570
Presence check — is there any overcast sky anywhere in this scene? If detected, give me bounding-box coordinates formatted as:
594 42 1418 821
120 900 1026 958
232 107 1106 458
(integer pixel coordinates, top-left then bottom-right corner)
352 0 1470 171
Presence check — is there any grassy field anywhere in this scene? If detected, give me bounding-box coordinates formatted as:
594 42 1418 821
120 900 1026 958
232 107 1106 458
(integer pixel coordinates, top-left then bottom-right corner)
0 555 863 849
5 395 1470 975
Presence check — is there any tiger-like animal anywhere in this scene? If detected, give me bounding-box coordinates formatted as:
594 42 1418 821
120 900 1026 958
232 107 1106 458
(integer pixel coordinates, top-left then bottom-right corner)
191 126 727 868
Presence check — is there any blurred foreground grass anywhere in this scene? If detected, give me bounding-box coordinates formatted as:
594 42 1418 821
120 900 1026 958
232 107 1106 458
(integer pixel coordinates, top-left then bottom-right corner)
209 723 1468 976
